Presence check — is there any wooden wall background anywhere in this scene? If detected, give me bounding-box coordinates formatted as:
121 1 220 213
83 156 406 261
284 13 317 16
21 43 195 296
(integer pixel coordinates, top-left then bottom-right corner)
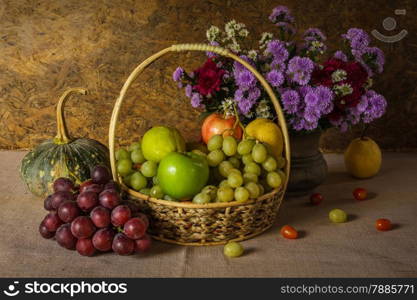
0 0 416 151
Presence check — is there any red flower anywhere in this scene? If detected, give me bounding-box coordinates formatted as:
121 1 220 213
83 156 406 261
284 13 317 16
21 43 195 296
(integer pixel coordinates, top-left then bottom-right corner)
193 59 225 96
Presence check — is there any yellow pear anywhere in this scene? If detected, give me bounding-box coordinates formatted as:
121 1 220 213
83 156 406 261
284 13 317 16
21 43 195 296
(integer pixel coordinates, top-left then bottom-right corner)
344 137 382 179
245 118 284 159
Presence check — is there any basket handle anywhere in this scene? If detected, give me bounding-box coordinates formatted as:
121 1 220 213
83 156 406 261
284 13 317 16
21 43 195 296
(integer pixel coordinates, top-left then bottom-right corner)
108 43 291 191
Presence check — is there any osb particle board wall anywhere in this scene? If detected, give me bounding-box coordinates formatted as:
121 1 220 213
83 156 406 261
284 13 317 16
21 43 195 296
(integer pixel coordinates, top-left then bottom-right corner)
0 0 416 151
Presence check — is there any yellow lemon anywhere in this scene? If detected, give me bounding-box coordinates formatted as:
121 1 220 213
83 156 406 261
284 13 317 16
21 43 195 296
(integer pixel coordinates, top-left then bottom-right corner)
344 137 382 179
245 118 284 159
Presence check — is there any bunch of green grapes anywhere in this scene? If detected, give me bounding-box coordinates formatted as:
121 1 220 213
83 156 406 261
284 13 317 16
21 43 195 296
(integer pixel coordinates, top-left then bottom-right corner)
192 134 286 204
115 141 169 200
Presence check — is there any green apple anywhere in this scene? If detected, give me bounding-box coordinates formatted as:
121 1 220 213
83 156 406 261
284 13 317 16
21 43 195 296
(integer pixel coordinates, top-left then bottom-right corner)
157 152 209 199
142 126 185 162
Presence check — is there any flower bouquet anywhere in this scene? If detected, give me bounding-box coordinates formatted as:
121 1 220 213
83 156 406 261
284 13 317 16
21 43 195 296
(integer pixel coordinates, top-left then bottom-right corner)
172 5 387 134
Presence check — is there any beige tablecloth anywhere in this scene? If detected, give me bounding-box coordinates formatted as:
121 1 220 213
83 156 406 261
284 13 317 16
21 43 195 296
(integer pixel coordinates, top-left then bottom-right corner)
0 151 416 278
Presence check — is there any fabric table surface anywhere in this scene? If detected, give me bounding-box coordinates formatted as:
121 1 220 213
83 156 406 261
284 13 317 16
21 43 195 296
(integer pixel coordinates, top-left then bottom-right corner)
0 150 416 278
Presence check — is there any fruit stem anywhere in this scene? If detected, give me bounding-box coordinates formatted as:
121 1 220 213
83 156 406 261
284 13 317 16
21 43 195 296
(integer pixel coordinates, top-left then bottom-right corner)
54 88 88 144
360 123 370 140
232 104 246 138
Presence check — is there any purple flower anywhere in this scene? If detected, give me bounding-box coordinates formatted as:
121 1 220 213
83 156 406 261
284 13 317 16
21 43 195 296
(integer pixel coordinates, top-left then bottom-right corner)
266 70 284 87
297 85 314 98
363 90 387 123
315 86 334 114
236 69 256 90
235 87 260 115
333 50 348 62
342 28 370 53
191 93 202 108
269 6 294 23
305 91 319 107
275 22 296 35
266 40 289 63
304 28 326 41
173 67 184 82
271 60 286 72
185 84 192 98
362 47 385 74
281 89 300 114
287 56 315 85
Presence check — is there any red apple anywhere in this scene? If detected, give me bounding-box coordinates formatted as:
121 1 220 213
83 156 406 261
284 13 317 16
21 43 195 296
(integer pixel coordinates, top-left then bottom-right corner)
201 113 243 144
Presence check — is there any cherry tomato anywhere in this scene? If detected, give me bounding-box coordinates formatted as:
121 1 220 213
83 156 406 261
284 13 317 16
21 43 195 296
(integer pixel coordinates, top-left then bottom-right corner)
353 188 367 201
201 113 243 144
280 225 298 239
310 193 324 205
375 218 392 231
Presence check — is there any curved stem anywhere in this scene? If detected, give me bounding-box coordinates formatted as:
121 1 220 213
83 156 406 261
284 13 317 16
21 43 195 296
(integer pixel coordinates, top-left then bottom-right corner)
54 88 88 144
232 104 246 138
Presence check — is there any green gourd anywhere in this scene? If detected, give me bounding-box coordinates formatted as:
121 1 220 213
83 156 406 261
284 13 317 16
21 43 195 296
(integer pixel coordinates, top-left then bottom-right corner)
20 88 109 197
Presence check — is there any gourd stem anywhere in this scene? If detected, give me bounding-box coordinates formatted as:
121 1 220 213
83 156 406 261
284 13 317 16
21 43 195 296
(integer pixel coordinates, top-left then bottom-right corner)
55 88 88 144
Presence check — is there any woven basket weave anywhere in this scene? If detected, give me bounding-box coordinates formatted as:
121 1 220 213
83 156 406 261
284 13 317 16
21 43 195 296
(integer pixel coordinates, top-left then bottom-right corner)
108 43 291 246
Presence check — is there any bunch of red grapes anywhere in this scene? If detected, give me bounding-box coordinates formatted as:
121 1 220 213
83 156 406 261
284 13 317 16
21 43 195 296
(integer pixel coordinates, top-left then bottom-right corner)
39 165 151 256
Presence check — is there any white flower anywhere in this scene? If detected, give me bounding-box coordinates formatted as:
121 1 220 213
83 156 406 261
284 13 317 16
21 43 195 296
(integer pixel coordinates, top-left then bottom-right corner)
331 69 347 83
206 25 220 42
239 28 249 37
247 50 258 60
219 98 236 117
256 99 273 119
225 20 237 38
228 40 241 53
333 83 353 96
259 32 274 49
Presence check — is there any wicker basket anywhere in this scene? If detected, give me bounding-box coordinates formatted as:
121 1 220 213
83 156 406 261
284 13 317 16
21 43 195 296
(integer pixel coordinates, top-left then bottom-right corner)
108 43 291 246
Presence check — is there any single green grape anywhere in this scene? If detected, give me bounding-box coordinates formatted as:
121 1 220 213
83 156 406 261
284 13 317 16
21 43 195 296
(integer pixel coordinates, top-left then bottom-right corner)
150 185 164 199
329 209 347 223
242 154 254 165
217 186 234 202
131 149 146 164
266 171 282 188
129 142 141 151
237 139 255 155
207 135 223 151
276 157 286 169
219 180 231 188
116 148 130 161
244 162 261 176
222 136 237 157
234 187 250 203
207 150 225 167
245 182 260 198
192 149 207 157
228 172 243 188
123 174 132 187
218 161 234 177
228 156 241 169
192 193 211 204
224 242 244 258
152 176 159 185
130 172 148 191
140 161 157 177
201 185 218 201
243 172 258 184
229 168 241 176
139 188 151 195
163 194 178 201
252 143 268 163
257 183 265 196
262 156 277 172
117 159 132 176
277 170 286 183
